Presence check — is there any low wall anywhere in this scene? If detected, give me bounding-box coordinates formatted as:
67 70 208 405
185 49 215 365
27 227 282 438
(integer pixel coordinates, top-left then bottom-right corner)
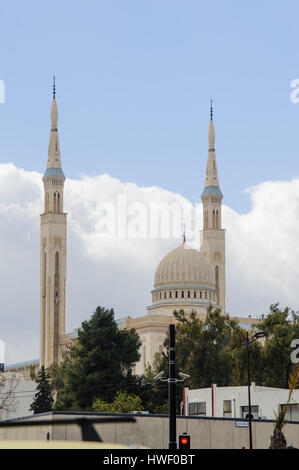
0 412 299 449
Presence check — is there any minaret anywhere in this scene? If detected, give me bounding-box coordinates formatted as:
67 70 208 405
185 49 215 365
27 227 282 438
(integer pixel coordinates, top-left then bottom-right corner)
40 78 67 367
200 101 226 311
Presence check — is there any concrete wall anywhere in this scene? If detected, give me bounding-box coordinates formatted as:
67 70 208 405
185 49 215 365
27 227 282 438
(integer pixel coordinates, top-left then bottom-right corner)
1 412 299 449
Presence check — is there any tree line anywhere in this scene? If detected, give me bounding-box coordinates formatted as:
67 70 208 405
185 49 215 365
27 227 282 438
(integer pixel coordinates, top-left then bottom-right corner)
30 303 299 414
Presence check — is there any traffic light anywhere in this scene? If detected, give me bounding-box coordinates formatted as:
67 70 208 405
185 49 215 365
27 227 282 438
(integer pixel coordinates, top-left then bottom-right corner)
179 433 190 449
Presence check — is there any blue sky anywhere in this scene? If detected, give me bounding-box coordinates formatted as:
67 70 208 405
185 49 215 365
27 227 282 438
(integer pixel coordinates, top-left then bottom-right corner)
0 1 299 213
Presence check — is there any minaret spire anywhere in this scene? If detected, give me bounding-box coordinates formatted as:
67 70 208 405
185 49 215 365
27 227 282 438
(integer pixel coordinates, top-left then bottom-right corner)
41 81 67 367
203 100 221 190
200 101 225 312
44 78 65 177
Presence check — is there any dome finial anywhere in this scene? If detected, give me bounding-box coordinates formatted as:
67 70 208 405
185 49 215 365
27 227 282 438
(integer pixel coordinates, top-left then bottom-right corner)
210 98 213 121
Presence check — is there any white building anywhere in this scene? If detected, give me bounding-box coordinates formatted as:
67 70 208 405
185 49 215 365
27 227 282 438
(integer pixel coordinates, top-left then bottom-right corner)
0 375 36 420
184 384 299 421
5 92 259 379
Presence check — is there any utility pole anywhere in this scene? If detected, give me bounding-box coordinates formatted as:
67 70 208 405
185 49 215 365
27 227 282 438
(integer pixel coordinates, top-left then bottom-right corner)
246 331 253 450
169 324 176 450
243 330 267 450
154 324 190 450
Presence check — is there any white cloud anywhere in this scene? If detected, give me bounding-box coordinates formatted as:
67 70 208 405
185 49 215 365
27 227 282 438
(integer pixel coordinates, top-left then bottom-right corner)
0 162 298 364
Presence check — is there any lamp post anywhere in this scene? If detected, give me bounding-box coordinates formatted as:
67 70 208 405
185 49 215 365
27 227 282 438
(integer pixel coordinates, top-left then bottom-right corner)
154 324 190 450
243 331 267 449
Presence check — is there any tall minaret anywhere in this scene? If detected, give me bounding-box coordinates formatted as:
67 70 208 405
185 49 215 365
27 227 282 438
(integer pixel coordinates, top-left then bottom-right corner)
200 101 226 311
40 78 67 367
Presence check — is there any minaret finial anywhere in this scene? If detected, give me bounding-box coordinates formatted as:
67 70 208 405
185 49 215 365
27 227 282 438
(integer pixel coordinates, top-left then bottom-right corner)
210 98 213 121
53 75 56 99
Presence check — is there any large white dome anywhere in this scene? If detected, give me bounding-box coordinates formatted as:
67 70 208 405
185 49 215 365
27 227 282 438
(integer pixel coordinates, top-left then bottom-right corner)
154 242 215 288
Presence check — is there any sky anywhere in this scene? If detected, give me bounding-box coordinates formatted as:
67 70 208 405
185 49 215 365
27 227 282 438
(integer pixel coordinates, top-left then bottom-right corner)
0 1 299 364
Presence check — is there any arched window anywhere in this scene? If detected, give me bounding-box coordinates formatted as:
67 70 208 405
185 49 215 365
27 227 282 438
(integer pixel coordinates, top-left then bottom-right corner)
215 265 219 304
45 193 49 212
143 345 146 369
53 191 60 212
205 211 209 229
216 210 219 228
164 291 166 299
194 291 197 298
181 291 184 298
53 251 60 363
200 291 202 299
213 209 216 228
169 291 172 299
175 291 178 298
187 291 190 298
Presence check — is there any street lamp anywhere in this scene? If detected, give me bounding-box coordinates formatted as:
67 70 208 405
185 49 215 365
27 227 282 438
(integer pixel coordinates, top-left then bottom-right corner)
154 324 190 450
243 330 267 449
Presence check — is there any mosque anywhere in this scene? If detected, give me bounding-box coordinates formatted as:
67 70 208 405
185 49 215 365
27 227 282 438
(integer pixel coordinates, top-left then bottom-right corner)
6 86 256 379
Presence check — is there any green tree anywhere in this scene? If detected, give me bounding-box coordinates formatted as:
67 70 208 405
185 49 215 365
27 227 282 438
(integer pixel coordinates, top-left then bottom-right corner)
154 304 299 392
48 346 76 411
93 391 144 413
52 307 141 411
156 307 240 389
230 328 264 386
30 366 53 414
138 365 169 414
257 303 299 388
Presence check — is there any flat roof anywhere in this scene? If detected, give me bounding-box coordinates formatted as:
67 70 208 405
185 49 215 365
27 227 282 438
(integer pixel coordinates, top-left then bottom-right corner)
4 359 39 370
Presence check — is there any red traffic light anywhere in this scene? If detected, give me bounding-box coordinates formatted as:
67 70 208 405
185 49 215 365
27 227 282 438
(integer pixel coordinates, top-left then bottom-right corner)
179 433 190 449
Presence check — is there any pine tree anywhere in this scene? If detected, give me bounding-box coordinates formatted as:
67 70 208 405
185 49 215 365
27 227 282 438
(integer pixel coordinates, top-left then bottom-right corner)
52 307 141 411
30 366 53 414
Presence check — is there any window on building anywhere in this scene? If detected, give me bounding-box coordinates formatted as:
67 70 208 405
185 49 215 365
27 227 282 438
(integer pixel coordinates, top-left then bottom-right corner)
241 405 259 418
209 292 211 299
200 291 202 299
205 292 207 299
194 291 197 298
189 402 206 416
181 291 184 298
169 291 172 299
164 291 167 299
143 345 146 369
281 403 299 421
223 400 232 418
187 291 190 298
175 291 178 298
160 292 162 299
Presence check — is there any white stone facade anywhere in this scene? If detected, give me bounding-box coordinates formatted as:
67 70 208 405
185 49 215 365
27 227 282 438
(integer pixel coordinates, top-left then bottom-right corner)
121 110 227 375
40 91 67 368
